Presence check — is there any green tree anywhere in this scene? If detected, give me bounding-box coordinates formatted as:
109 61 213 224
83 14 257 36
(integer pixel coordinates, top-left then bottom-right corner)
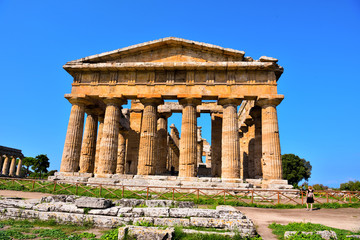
22 157 37 177
282 154 312 186
31 154 50 179
340 180 360 191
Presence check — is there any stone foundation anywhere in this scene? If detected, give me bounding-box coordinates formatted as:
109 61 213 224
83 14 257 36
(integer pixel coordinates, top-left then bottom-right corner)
0 196 257 238
49 172 293 189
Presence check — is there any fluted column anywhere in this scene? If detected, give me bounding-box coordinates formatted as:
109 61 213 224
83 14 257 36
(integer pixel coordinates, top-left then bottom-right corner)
137 98 163 175
16 157 23 176
79 110 99 173
97 98 126 176
0 156 3 173
219 98 242 179
257 98 283 180
94 115 104 174
178 98 201 177
60 98 87 172
197 127 203 164
156 112 171 174
169 124 180 171
2 155 10 175
250 107 263 178
116 130 127 174
9 156 16 176
211 113 222 177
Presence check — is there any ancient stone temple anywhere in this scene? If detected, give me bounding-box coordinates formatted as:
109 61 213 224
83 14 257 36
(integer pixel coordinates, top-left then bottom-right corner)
0 146 24 177
56 37 288 188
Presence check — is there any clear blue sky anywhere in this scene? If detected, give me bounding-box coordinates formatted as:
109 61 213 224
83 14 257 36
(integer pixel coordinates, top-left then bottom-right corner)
1 1 359 187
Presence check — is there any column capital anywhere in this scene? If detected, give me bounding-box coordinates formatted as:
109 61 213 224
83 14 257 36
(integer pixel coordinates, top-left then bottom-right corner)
158 111 172 119
256 97 283 107
178 98 202 106
139 98 164 106
102 97 127 106
249 106 261 118
66 95 91 106
218 98 243 107
85 107 103 116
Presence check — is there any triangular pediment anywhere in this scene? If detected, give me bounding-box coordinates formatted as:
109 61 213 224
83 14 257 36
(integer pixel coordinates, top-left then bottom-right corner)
67 37 245 64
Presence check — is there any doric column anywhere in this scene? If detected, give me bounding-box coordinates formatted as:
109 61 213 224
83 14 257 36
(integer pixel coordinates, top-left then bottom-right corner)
97 98 126 176
257 98 283 180
239 124 248 179
178 98 201 177
116 130 127 174
16 157 23 176
244 117 255 178
1 155 10 175
211 113 222 177
219 98 242 179
250 107 263 178
0 156 3 172
156 112 171 174
60 97 87 172
137 98 163 175
197 127 203 164
9 156 16 176
79 110 99 173
169 124 180 171
94 115 104 174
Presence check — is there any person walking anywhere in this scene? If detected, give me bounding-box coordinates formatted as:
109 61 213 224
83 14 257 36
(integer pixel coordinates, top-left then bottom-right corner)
306 186 315 211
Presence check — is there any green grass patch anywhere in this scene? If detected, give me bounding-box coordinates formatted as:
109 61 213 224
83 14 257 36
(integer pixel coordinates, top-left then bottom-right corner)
269 222 360 240
0 179 359 209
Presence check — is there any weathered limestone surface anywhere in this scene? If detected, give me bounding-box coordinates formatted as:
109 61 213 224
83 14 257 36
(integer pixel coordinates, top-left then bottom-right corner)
0 196 257 237
94 115 104 174
126 102 143 174
118 226 174 240
178 98 201 177
251 107 263 178
16 157 23 176
60 98 86 172
137 98 163 175
97 99 125 176
2 155 10 175
169 124 180 171
9 156 16 176
258 98 283 180
116 130 127 174
79 112 98 173
220 99 241 179
156 113 170 174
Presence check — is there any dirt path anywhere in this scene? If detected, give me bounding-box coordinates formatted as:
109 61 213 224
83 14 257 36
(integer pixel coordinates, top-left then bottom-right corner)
0 190 53 199
237 207 360 240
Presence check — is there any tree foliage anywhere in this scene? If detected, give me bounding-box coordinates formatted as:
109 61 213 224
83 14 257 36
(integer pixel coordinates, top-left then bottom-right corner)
22 157 37 176
282 154 312 186
340 180 360 191
31 154 50 179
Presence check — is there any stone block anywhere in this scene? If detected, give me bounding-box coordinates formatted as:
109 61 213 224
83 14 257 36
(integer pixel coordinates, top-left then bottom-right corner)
117 207 133 217
118 226 174 240
145 200 173 207
154 217 190 227
176 201 195 208
114 198 145 207
215 205 245 219
133 217 154 225
88 206 120 216
75 197 112 209
0 199 36 209
169 208 190 218
190 217 255 231
132 208 145 217
143 207 169 217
